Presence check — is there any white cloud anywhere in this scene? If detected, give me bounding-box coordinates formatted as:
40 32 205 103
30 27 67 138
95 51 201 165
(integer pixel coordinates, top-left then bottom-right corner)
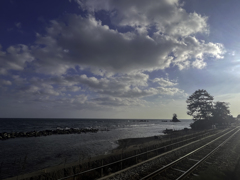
70 94 87 104
172 36 224 69
0 69 186 110
157 87 186 96
18 83 60 96
192 59 206 69
229 51 235 56
0 44 34 72
0 79 12 86
48 72 151 98
0 68 7 75
92 96 147 107
0 0 227 116
76 0 208 36
28 1 224 74
0 0 225 76
15 22 21 28
62 86 81 92
153 78 177 87
32 15 173 74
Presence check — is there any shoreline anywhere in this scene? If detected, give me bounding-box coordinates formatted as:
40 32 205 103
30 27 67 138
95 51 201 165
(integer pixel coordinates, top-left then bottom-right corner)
112 128 194 153
4 128 194 180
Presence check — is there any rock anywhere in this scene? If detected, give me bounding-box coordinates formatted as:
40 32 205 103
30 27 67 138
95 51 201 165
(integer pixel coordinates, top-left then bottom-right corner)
0 127 100 140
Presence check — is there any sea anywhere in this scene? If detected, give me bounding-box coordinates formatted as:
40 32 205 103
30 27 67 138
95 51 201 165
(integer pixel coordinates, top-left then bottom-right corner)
0 118 192 178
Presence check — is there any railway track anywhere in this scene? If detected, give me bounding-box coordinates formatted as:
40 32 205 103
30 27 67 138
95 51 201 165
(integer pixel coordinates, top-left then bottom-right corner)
99 127 239 180
141 127 240 180
58 129 226 180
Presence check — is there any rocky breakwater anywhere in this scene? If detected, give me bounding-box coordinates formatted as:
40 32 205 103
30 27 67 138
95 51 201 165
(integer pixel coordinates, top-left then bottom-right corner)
0 127 102 140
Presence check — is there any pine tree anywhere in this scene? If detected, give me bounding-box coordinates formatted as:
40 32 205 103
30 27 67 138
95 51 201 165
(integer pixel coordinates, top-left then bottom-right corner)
186 89 213 121
212 101 230 123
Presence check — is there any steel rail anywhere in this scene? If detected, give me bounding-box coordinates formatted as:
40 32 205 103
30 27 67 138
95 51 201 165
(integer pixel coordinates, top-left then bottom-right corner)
140 127 238 180
176 128 240 180
98 128 230 180
58 129 221 180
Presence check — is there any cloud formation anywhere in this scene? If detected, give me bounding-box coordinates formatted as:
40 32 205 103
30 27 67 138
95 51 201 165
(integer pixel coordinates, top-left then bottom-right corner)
30 12 223 74
0 0 226 116
0 44 34 74
153 78 177 87
1 0 224 75
77 0 208 36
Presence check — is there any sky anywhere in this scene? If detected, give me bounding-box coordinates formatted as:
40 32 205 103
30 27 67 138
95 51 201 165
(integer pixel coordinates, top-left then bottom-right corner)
0 0 240 119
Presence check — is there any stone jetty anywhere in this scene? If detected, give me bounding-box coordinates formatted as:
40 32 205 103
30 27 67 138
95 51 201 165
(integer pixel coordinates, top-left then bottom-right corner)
0 127 104 140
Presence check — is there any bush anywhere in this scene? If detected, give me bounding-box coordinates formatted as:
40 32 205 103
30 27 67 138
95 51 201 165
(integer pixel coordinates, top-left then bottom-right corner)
190 120 212 130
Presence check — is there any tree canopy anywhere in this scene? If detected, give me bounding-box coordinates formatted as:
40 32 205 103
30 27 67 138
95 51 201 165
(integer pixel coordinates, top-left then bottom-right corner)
211 101 230 123
186 89 213 121
187 89 237 129
237 114 240 120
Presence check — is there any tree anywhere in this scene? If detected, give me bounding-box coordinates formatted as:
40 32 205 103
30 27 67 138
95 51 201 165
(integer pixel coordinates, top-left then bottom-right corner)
211 102 230 123
227 115 235 122
237 114 240 120
186 89 214 121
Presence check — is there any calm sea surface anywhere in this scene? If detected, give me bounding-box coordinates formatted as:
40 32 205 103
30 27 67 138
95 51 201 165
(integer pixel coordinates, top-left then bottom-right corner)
0 118 192 178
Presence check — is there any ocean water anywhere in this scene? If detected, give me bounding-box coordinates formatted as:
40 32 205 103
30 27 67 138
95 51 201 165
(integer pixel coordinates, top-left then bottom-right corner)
0 118 192 178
